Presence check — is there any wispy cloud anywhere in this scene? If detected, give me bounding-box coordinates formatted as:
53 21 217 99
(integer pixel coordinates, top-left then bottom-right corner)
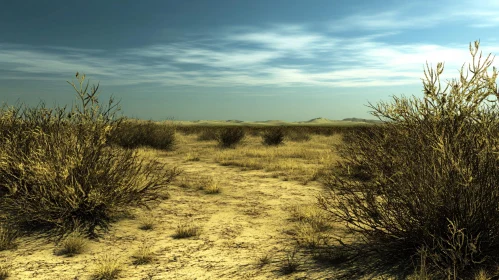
327 0 499 32
1 3 499 91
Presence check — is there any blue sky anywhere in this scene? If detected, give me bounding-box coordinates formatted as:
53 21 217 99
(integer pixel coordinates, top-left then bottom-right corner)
1 0 499 121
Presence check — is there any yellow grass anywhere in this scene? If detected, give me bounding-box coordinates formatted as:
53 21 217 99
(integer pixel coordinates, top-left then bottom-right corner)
171 133 343 183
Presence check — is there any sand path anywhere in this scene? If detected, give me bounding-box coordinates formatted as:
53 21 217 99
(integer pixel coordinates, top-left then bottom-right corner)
0 149 340 279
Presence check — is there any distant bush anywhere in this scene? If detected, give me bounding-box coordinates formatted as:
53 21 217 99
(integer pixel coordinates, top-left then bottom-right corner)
319 40 499 279
286 130 311 142
217 127 245 148
0 72 181 240
197 128 219 141
248 128 262 136
262 127 285 146
108 120 176 151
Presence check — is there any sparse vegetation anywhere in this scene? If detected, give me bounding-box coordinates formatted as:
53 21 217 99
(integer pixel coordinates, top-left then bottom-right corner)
217 127 245 148
261 127 286 146
184 152 201 161
257 254 272 268
197 128 219 141
214 134 341 182
0 264 9 280
0 224 18 251
281 249 299 275
0 72 181 240
319 40 499 278
286 130 311 142
204 184 221 194
91 254 122 280
4 42 492 279
132 241 155 265
199 177 221 194
108 119 177 151
54 228 88 256
138 214 156 231
172 222 200 239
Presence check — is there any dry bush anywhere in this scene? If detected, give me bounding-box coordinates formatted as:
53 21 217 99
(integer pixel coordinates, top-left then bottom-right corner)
108 120 177 150
286 130 311 142
262 127 286 146
197 128 219 141
217 127 245 148
0 72 181 240
319 40 499 279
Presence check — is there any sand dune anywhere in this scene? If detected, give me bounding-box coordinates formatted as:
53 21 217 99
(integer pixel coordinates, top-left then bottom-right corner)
169 117 380 126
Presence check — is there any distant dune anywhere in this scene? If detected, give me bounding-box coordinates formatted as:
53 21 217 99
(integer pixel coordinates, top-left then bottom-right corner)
169 117 381 126
299 117 335 124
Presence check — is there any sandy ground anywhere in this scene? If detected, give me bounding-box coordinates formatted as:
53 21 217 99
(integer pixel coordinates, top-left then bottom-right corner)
0 138 346 279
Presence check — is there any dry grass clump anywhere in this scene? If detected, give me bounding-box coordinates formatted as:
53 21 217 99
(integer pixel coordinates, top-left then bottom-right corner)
0 224 18 251
319 40 499 279
290 205 331 232
217 127 245 148
289 205 333 250
137 214 156 231
280 249 299 275
131 241 155 265
256 254 272 268
203 183 221 194
54 228 88 256
172 222 201 239
184 152 201 161
91 254 122 280
0 72 181 240
198 177 221 194
0 264 9 280
261 127 285 146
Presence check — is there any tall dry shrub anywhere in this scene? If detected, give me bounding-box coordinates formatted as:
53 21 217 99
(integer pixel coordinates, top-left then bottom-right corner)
262 127 286 146
0 72 180 240
109 120 176 150
217 127 245 148
318 41 499 279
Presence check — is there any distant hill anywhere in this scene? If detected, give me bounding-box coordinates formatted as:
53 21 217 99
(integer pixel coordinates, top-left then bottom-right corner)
304 117 334 123
254 120 286 123
166 117 383 126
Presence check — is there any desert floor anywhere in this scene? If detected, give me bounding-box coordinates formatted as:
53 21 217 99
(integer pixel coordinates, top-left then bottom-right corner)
0 132 359 280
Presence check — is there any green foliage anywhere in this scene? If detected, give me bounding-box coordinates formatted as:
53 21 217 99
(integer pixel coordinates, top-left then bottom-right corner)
262 127 286 146
217 127 245 148
0 72 181 240
319 40 499 279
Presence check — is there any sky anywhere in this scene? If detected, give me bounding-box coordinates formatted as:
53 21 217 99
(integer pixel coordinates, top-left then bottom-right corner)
1 0 499 122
